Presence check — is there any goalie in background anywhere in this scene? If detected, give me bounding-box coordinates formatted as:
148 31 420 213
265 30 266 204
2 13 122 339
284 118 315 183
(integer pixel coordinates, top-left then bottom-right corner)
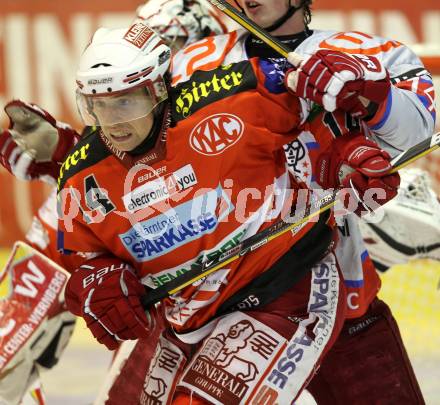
360 168 440 271
0 101 81 405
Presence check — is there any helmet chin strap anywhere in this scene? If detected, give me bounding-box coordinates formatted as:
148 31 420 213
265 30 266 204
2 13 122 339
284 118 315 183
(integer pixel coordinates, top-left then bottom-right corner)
263 0 303 32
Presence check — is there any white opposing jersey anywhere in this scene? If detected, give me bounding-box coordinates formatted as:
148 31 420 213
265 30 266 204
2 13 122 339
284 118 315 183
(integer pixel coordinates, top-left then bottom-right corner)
173 27 436 317
282 29 436 317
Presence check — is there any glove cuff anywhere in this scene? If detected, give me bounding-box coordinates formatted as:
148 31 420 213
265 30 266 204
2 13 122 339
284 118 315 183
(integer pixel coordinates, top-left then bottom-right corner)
51 128 80 165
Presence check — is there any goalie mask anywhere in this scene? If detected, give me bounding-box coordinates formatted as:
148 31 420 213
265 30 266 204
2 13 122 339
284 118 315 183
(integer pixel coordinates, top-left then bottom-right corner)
136 0 226 50
359 168 440 270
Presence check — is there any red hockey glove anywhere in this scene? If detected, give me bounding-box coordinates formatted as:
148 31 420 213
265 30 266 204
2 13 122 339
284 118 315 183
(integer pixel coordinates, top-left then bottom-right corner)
316 134 400 216
285 50 391 118
0 100 79 183
65 256 153 350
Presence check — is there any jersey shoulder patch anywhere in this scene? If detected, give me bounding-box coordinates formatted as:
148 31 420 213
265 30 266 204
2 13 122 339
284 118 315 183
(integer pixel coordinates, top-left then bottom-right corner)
171 30 245 85
57 129 111 191
317 30 402 56
170 59 257 122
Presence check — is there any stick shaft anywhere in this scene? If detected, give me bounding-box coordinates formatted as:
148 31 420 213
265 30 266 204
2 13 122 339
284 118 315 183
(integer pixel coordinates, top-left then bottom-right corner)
208 0 302 62
141 133 440 308
389 132 440 173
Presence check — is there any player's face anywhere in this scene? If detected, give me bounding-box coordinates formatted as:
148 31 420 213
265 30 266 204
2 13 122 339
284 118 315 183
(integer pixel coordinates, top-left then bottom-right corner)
101 114 155 152
93 87 156 152
237 0 291 28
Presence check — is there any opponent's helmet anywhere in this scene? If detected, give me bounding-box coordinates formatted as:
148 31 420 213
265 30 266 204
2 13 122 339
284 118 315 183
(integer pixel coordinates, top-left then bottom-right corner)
136 0 226 49
76 22 171 127
360 168 440 271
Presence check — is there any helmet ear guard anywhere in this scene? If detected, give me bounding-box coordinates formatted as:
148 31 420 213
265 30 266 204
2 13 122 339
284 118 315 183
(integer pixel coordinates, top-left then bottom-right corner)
263 0 303 32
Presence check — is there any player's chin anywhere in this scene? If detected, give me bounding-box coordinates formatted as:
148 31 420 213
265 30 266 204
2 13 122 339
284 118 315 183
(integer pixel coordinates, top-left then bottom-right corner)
101 128 134 150
111 139 136 152
110 132 133 144
246 7 264 22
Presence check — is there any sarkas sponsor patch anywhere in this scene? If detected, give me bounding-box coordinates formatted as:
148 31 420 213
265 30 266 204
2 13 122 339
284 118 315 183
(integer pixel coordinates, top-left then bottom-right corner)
119 185 234 262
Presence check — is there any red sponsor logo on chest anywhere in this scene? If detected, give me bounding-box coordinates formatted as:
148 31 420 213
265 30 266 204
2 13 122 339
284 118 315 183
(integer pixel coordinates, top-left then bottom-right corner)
190 113 244 156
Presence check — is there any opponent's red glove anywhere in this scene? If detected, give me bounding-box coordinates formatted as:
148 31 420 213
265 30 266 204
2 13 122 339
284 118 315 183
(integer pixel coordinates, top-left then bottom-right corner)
0 100 79 183
316 134 400 216
285 50 391 118
65 255 153 350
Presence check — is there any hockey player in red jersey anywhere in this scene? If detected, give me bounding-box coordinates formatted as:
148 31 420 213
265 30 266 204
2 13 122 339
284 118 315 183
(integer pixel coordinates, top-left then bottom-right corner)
0 0 228 270
55 19 401 403
0 1 228 403
0 1 432 403
0 0 228 273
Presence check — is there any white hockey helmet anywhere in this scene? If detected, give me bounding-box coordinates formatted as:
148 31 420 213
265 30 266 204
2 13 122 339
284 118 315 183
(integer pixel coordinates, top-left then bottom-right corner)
76 22 171 127
360 168 440 270
136 0 226 49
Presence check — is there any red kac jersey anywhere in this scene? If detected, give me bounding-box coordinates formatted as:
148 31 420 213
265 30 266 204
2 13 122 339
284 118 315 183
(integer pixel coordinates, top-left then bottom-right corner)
57 57 326 332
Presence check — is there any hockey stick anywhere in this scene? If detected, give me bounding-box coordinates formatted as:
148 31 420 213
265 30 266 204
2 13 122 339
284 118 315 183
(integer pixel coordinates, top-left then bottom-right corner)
389 131 440 171
207 0 303 65
141 132 440 308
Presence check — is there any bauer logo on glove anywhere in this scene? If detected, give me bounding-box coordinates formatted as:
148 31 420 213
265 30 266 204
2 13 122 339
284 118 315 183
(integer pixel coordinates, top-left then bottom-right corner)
65 255 156 350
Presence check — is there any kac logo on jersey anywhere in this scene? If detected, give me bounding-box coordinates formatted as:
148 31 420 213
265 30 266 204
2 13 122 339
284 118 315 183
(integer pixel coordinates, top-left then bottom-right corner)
190 113 244 156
